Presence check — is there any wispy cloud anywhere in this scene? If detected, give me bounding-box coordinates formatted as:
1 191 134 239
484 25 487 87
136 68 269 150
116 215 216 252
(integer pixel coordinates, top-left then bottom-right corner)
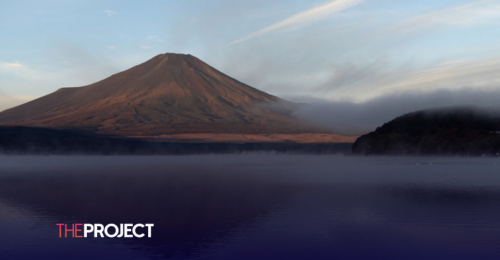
107 45 115 50
377 57 500 95
0 61 40 79
319 56 500 102
0 61 51 81
104 10 115 17
230 0 366 45
0 62 26 70
396 0 500 32
141 45 151 50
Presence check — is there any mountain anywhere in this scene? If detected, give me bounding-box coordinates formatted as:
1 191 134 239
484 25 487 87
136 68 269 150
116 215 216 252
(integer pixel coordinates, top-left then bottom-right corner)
352 106 500 156
0 53 317 138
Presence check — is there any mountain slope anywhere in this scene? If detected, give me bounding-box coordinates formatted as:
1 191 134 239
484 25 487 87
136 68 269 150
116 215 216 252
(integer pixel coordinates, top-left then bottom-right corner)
0 53 311 136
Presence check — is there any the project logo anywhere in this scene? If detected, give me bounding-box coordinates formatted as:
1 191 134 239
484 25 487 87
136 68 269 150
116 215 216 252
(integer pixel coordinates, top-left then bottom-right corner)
57 223 154 238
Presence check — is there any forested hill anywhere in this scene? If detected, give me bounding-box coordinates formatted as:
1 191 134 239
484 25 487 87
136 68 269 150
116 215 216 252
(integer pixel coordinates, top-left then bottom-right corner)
352 106 500 156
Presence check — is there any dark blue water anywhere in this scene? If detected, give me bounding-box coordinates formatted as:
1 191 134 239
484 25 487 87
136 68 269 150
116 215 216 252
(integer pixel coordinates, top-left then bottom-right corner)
1 155 500 260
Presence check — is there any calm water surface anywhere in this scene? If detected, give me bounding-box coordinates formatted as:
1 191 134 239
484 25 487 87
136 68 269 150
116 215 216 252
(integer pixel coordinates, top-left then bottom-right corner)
1 155 500 260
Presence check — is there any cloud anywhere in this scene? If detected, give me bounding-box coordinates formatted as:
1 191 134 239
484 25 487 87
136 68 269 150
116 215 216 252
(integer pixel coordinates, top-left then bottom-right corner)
292 88 500 135
216 1 500 102
323 56 500 102
107 45 115 50
104 10 115 17
141 45 151 50
0 61 58 81
220 39 500 103
396 0 500 32
230 0 366 44
0 62 27 71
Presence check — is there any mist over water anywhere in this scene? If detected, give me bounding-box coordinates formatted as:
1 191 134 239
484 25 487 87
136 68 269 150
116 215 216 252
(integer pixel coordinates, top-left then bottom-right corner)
1 155 500 260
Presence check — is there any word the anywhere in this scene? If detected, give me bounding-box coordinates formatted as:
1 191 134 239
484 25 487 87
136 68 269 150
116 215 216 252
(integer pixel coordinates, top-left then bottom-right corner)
57 223 154 238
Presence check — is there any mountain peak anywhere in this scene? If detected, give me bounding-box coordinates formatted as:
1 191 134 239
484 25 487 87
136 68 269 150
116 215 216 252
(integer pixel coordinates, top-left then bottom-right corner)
143 52 212 79
154 52 192 62
0 53 308 136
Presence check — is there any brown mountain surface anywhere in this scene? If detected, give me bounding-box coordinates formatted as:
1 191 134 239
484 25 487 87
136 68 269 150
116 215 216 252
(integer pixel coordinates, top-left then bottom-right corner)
136 133 357 143
0 53 350 142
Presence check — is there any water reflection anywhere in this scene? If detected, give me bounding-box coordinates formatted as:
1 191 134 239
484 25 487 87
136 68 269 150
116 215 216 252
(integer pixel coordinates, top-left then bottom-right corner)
1 155 500 260
0 163 300 259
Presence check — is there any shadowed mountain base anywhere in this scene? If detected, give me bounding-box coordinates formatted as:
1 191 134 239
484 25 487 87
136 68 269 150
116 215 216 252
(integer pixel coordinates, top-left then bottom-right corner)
0 126 352 155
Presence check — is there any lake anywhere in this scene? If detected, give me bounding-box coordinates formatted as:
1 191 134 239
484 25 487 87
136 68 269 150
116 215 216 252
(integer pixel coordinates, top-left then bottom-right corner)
1 155 500 260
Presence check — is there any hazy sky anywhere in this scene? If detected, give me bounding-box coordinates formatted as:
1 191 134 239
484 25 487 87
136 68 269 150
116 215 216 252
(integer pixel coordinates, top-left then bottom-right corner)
1 0 500 128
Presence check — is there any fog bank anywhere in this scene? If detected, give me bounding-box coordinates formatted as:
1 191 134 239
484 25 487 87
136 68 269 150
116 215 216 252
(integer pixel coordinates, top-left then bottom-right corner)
292 89 500 135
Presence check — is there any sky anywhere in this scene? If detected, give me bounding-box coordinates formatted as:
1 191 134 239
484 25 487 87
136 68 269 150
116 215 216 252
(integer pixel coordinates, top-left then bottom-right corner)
1 0 500 132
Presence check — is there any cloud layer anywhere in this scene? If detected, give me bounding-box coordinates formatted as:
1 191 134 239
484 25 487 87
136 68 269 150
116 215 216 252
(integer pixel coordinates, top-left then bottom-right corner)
314 56 500 102
293 89 500 135
396 0 500 31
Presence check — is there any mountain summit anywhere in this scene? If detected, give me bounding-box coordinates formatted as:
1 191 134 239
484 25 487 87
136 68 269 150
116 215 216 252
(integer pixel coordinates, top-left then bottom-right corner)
0 53 311 137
